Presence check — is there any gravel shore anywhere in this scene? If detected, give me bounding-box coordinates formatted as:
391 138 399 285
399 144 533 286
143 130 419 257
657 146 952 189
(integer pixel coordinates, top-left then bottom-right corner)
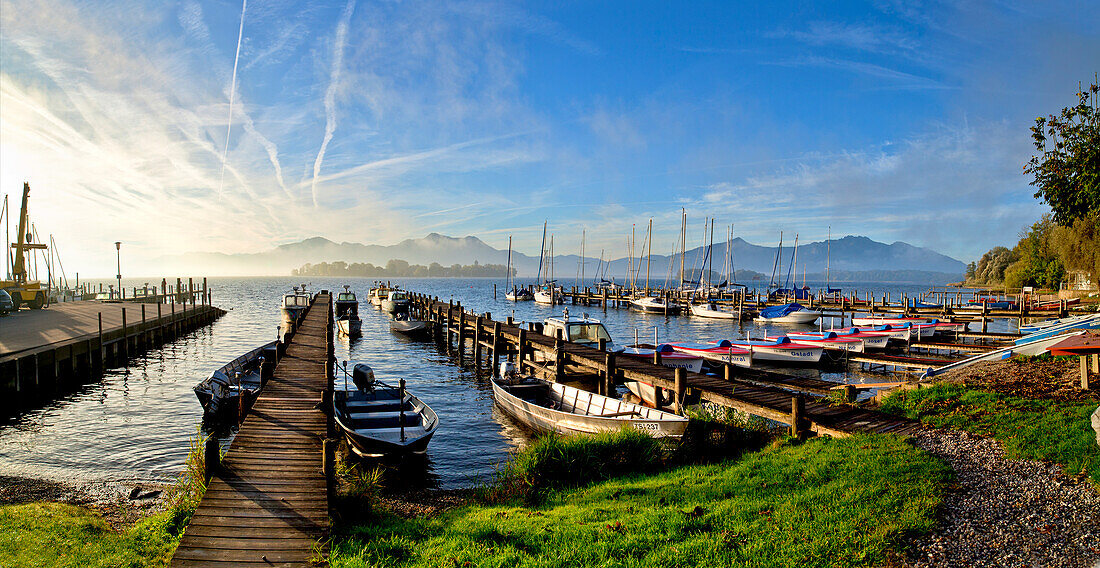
908 429 1100 568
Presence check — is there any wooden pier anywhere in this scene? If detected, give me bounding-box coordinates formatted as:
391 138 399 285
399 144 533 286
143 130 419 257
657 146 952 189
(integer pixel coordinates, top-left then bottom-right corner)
170 292 334 568
406 293 921 438
0 293 223 407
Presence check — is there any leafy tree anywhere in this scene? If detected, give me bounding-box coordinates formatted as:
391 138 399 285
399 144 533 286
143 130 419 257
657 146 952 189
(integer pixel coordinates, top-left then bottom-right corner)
1052 213 1100 282
1004 216 1064 289
1025 80 1100 225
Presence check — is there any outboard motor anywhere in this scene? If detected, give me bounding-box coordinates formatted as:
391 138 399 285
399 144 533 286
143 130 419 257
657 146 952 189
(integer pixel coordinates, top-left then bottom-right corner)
352 363 376 391
499 360 520 382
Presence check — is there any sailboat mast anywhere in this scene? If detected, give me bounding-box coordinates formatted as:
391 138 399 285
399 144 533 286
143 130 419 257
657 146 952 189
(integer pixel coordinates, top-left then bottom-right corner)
536 221 547 283
645 219 652 292
826 226 831 291
707 219 714 288
770 231 782 289
679 209 686 288
507 235 513 290
580 229 585 282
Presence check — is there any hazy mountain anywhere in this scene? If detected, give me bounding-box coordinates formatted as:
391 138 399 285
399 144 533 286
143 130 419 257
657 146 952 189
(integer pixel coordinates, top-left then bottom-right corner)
157 233 966 280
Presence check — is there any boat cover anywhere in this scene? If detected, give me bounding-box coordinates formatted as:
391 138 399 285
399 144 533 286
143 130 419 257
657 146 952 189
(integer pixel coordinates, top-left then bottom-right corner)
759 303 805 319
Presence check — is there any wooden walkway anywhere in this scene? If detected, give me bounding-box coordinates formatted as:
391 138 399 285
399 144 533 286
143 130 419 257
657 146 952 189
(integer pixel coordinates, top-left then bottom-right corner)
171 294 332 568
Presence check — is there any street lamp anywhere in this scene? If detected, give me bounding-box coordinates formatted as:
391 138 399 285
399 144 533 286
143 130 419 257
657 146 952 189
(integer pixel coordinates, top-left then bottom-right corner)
115 242 122 299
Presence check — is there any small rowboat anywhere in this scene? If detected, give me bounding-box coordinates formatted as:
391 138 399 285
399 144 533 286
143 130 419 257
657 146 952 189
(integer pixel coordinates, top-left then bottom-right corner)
620 344 704 373
334 364 439 456
850 315 932 327
724 337 824 364
194 341 277 420
492 366 688 438
821 327 891 350
771 331 865 352
390 315 431 338
667 341 754 368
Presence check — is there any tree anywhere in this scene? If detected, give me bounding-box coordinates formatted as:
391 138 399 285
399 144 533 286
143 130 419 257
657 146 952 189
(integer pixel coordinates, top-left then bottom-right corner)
1052 213 1100 282
1004 216 1064 289
1025 80 1100 225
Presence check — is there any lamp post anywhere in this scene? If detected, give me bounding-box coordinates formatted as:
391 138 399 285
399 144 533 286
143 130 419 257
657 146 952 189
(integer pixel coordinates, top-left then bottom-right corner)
115 242 122 299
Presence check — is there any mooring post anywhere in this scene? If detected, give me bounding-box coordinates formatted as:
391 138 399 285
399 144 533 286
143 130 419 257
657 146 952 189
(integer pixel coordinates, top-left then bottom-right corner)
1080 356 1090 390
603 351 616 396
473 315 483 371
204 436 220 482
843 384 857 403
674 368 686 415
121 307 128 359
97 312 104 368
492 321 502 372
517 328 528 372
790 395 806 438
723 363 731 382
554 328 565 381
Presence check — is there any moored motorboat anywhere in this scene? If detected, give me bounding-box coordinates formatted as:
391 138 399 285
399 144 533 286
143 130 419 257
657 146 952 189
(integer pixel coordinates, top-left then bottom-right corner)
630 296 681 315
754 303 820 324
822 327 891 350
533 285 558 304
492 364 688 438
541 312 616 350
335 286 362 337
368 284 389 306
333 364 439 456
194 341 277 420
381 290 410 314
281 286 311 328
688 301 745 319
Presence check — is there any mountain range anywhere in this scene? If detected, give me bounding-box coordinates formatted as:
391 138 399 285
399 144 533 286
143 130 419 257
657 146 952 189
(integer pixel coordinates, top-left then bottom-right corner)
157 233 966 282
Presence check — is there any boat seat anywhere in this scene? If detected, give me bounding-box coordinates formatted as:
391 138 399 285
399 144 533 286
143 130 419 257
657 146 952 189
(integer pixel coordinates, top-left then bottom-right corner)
350 414 424 428
348 411 420 421
345 398 409 409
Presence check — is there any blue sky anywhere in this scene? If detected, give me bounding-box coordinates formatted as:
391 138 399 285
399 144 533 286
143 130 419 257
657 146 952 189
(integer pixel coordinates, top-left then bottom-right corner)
1 0 1097 275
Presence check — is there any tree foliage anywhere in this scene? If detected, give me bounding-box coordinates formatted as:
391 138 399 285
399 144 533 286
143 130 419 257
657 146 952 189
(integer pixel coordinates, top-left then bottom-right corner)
1003 216 1064 289
1025 80 1100 225
1051 213 1100 283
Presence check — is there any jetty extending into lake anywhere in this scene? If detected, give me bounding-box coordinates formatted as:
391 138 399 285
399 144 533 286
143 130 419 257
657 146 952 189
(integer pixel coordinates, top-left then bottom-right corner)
0 286 222 408
406 292 921 438
170 292 334 568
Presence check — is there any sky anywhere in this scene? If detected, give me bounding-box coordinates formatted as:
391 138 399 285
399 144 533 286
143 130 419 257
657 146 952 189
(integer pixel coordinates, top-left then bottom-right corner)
1 0 1098 277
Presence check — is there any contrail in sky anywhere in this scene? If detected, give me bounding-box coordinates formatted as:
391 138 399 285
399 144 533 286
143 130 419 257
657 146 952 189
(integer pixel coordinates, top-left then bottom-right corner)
218 0 247 195
311 0 357 208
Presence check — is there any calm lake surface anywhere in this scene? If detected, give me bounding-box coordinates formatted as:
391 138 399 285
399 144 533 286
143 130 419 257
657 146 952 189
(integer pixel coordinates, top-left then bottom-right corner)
0 277 1015 491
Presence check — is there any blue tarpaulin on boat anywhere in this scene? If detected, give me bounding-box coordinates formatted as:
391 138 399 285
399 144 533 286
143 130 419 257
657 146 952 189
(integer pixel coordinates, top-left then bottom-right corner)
759 303 804 319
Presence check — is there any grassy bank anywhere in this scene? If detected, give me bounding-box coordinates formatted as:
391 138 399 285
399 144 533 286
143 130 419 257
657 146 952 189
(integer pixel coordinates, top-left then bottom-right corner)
331 431 950 567
881 382 1100 484
0 433 210 568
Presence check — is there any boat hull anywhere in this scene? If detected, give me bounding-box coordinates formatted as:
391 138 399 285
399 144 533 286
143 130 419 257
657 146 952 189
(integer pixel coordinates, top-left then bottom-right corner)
391 320 431 337
689 303 739 319
754 309 821 324
492 378 688 438
334 387 439 456
337 317 362 337
630 298 681 314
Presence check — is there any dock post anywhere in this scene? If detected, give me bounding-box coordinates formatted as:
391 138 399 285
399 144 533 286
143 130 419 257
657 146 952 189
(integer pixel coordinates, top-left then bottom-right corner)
121 308 128 359
1080 356 1090 390
554 328 565 381
517 328 527 372
790 395 806 438
723 363 731 382
473 315 483 372
97 313 104 369
203 436 220 482
843 384 857 403
604 351 617 397
674 368 686 415
492 321 502 374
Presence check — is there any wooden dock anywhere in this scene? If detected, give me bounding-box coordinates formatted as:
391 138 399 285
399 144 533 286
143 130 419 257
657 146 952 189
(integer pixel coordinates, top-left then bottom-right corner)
170 293 333 568
0 297 224 407
407 293 921 438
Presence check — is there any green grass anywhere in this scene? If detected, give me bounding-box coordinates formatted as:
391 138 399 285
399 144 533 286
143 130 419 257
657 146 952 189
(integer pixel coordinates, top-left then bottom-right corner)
0 503 182 568
0 431 211 568
331 433 950 568
880 383 1100 483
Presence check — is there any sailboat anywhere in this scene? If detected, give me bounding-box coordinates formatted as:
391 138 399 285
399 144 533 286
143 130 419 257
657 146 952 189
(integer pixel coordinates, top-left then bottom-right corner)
505 235 533 301
630 218 680 314
534 229 558 304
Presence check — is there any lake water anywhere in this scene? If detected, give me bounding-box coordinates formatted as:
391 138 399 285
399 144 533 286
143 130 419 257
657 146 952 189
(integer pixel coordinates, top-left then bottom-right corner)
0 277 1016 491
